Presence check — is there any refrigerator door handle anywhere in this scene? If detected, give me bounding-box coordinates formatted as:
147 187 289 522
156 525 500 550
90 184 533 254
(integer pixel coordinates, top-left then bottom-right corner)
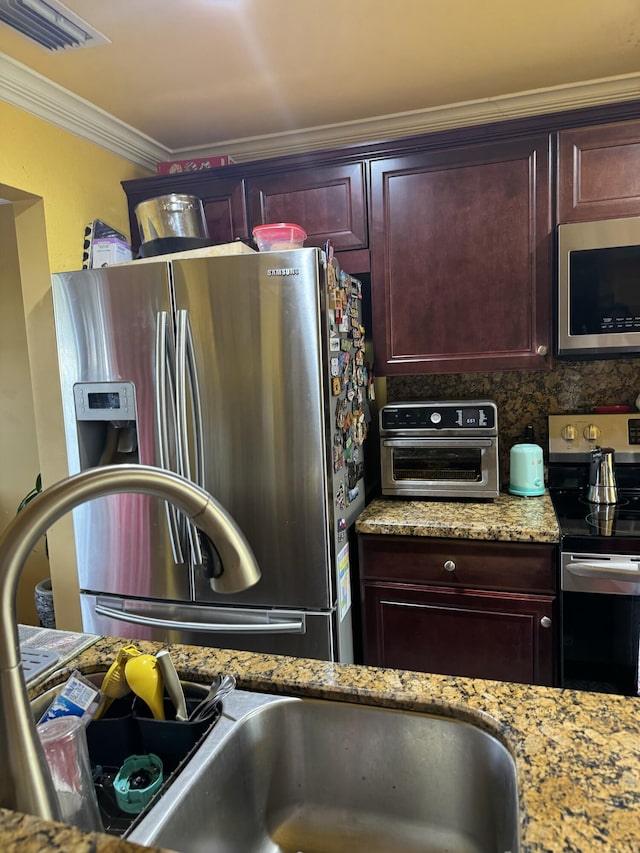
185 311 206 490
155 311 185 564
176 309 204 567
94 602 306 634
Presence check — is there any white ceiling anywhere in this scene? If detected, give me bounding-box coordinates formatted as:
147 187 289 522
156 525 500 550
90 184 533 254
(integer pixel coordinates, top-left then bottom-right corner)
1 0 640 165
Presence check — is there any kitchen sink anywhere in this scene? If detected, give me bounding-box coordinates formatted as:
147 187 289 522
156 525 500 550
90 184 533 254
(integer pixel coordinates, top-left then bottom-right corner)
129 690 520 853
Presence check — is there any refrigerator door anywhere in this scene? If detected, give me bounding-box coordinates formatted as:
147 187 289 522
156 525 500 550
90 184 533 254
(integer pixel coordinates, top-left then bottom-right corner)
52 264 192 601
81 594 336 660
172 249 334 610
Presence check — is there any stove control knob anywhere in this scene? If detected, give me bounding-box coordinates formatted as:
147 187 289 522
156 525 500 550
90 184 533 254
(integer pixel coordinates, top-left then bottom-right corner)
583 424 601 441
561 424 577 441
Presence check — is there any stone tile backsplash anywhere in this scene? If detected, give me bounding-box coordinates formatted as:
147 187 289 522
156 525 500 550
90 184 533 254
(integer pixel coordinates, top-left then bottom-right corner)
386 357 640 487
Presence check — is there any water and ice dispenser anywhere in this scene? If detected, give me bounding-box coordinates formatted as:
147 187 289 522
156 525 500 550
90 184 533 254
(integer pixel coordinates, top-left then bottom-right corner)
73 382 139 470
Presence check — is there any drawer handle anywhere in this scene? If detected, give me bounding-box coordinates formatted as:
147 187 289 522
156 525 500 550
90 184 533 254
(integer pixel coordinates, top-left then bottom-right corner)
443 560 456 572
540 616 552 628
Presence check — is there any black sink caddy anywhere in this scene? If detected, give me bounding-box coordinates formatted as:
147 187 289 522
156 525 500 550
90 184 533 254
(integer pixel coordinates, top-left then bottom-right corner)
86 685 221 835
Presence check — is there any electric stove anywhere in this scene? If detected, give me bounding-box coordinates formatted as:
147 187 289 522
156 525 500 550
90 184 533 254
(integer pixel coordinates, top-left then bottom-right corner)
548 412 640 695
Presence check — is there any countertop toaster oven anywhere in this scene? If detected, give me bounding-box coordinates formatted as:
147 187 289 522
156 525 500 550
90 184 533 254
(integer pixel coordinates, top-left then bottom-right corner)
379 400 499 499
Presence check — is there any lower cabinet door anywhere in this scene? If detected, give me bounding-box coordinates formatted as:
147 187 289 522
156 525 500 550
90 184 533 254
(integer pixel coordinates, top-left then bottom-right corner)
363 582 556 686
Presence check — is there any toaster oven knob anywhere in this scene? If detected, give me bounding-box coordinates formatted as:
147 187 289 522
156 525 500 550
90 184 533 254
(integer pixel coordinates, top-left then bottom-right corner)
583 424 601 441
561 424 577 441
443 560 456 572
540 616 552 629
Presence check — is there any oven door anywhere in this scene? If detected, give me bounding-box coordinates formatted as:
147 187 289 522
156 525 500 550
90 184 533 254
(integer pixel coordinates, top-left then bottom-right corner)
562 552 640 594
380 437 499 499
561 552 640 695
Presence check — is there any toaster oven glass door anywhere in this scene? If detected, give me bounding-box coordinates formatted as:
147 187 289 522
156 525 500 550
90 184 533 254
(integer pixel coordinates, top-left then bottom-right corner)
392 445 484 482
381 437 499 498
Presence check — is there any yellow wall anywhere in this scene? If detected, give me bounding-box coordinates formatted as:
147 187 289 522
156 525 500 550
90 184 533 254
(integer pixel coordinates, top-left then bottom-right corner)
0 203 48 625
0 102 152 626
0 100 151 272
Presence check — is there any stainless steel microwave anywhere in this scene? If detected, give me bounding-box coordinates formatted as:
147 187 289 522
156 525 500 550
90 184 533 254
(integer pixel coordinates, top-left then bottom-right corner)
558 216 640 357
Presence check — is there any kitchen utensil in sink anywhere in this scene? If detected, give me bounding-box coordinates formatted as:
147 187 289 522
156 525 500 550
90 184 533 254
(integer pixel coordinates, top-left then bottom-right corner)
94 644 140 720
188 674 236 722
38 715 104 832
114 753 163 815
125 654 165 721
156 650 188 722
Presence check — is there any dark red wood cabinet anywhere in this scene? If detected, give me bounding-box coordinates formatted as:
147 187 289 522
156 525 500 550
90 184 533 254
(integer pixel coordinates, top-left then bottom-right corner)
123 161 368 256
359 535 557 687
246 162 368 252
368 135 553 375
558 118 640 223
121 106 640 377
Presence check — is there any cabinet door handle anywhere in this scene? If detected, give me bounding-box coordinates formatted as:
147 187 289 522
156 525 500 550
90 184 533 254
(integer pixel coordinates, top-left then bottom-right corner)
537 345 548 356
443 560 456 572
540 616 552 628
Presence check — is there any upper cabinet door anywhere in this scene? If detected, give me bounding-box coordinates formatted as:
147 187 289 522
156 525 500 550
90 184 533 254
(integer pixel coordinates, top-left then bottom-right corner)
199 178 249 244
247 162 368 251
369 136 553 375
558 119 640 223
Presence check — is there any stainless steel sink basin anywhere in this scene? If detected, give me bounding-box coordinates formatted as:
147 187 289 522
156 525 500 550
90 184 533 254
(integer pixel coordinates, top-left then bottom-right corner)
129 690 519 853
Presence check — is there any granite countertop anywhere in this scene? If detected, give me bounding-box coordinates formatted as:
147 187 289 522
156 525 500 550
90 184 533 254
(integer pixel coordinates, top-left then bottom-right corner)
1 635 637 852
356 491 560 543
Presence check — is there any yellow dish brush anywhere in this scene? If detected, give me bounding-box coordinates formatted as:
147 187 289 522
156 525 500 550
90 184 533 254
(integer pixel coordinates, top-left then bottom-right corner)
93 643 140 720
125 653 166 720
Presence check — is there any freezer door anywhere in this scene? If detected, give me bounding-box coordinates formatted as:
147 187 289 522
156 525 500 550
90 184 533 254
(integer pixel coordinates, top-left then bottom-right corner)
52 264 191 601
172 249 334 610
81 594 338 660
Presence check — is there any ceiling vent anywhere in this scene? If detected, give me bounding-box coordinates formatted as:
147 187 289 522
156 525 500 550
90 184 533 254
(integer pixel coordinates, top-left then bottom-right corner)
0 0 109 51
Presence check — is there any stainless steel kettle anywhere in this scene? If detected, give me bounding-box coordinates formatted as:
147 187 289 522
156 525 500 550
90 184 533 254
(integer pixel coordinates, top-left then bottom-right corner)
587 445 618 504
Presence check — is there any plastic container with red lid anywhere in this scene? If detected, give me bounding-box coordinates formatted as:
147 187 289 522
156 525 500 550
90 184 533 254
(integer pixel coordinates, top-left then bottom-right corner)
252 223 307 252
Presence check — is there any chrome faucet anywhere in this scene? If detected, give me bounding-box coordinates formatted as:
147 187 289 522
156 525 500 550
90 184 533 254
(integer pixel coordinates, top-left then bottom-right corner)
0 464 261 822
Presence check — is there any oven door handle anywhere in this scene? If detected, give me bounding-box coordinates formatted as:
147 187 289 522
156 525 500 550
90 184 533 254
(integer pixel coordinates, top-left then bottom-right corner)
382 438 494 448
567 560 640 582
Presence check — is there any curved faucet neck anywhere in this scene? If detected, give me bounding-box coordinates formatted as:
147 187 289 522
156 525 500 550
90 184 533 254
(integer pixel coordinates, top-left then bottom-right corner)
0 464 260 823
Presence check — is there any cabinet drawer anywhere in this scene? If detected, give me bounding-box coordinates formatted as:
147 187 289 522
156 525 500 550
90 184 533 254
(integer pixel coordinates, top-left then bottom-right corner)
359 535 556 593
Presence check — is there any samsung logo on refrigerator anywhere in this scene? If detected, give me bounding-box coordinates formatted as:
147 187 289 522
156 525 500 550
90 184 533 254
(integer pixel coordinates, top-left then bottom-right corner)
267 268 300 277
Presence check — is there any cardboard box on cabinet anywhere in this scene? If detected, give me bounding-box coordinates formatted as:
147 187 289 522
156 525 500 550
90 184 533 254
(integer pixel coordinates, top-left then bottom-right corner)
157 155 235 175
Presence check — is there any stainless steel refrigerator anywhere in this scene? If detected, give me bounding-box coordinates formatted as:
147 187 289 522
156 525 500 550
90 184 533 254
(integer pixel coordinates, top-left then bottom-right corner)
51 247 372 662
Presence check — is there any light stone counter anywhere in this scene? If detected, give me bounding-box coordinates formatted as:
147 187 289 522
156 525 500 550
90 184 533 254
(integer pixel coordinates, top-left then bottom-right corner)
0 637 636 852
356 491 560 543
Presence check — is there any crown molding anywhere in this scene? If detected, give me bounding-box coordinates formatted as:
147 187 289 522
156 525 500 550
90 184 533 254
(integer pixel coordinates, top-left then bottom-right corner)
2 51 640 168
191 73 640 163
0 53 167 169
